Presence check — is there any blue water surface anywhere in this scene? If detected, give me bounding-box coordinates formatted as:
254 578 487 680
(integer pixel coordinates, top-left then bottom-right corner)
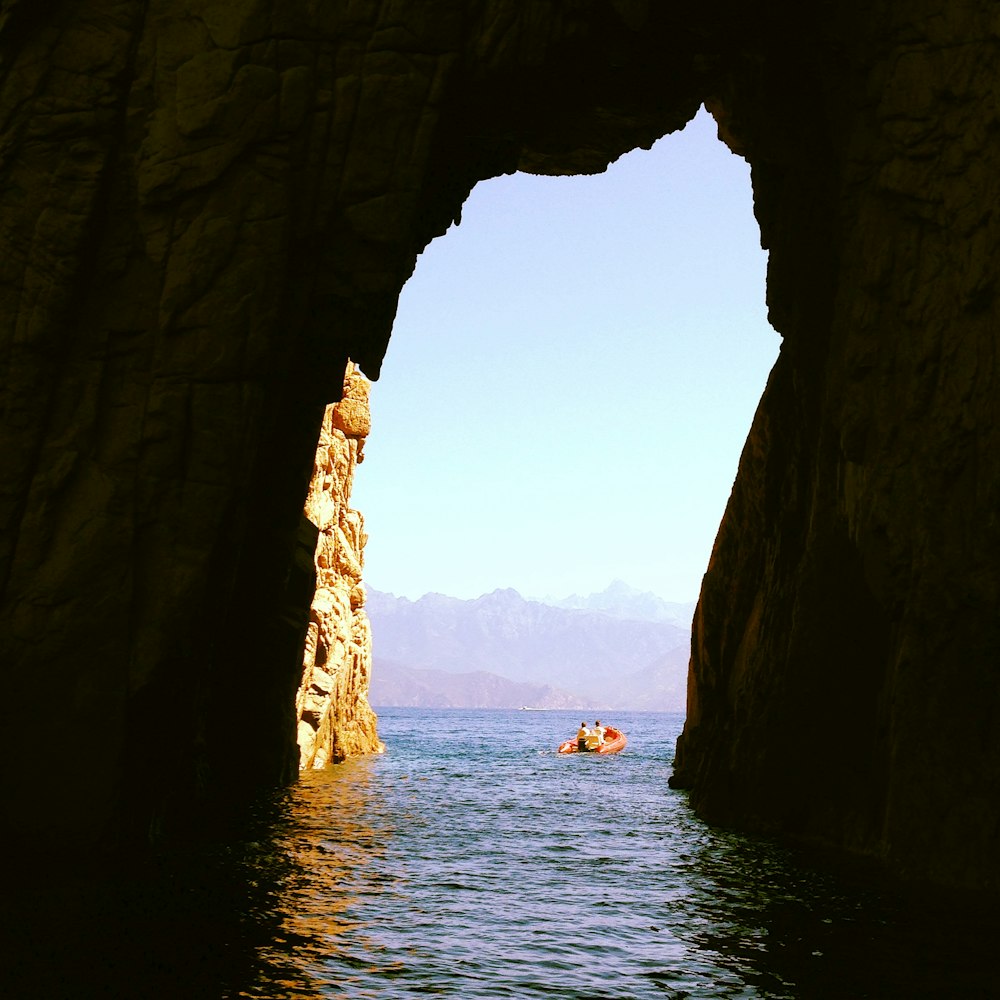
7 709 997 999
240 709 996 999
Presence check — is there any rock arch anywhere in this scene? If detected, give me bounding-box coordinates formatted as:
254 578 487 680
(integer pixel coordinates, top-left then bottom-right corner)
1 2 997 887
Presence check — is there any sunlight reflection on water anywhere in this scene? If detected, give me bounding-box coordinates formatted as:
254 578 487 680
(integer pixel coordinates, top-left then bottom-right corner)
236 710 998 1000
5 710 997 999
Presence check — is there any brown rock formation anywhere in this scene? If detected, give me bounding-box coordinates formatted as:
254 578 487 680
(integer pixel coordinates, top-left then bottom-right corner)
0 2 998 889
297 364 383 768
669 11 1000 890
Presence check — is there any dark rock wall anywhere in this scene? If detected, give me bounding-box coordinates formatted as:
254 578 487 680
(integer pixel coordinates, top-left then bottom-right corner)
1 1 997 886
0 0 702 855
672 4 1000 890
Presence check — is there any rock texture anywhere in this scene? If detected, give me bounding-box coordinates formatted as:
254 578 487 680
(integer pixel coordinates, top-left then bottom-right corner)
297 365 383 769
0 2 999 889
669 7 1000 891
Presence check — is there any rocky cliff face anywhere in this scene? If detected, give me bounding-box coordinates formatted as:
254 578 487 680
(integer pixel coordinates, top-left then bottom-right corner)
1 2 998 888
297 365 383 769
668 7 1000 890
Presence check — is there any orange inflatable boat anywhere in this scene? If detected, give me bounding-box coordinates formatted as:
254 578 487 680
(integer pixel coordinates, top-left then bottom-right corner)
558 726 627 755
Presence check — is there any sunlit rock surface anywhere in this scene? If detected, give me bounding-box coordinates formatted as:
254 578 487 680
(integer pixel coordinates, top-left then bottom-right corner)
297 365 383 768
0 2 997 888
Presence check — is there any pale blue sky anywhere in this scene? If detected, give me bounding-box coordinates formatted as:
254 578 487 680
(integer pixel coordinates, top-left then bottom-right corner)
352 107 779 604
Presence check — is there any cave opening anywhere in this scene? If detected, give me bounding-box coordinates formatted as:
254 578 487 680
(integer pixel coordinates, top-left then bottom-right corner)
5 4 999 991
354 106 779 615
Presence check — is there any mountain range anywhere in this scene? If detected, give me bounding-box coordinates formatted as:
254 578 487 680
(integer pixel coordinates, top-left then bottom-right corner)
542 579 695 627
366 581 693 711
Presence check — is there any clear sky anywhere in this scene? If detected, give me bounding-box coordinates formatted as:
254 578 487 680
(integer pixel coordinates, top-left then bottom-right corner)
352 106 779 604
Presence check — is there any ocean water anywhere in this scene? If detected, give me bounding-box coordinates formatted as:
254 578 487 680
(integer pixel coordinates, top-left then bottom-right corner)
8 709 998 998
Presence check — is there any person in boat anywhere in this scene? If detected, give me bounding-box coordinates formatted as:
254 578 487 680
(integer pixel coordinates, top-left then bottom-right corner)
576 722 590 752
585 720 606 751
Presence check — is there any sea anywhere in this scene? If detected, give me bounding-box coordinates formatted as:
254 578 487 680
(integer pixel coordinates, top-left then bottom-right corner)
7 708 999 999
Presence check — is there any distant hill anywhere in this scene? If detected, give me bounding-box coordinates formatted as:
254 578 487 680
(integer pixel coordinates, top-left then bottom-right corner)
369 659 588 710
610 646 691 710
365 584 692 711
544 579 696 628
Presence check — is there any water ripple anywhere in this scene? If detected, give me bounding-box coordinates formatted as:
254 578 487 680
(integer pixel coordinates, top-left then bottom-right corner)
6 709 997 999
226 709 999 999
